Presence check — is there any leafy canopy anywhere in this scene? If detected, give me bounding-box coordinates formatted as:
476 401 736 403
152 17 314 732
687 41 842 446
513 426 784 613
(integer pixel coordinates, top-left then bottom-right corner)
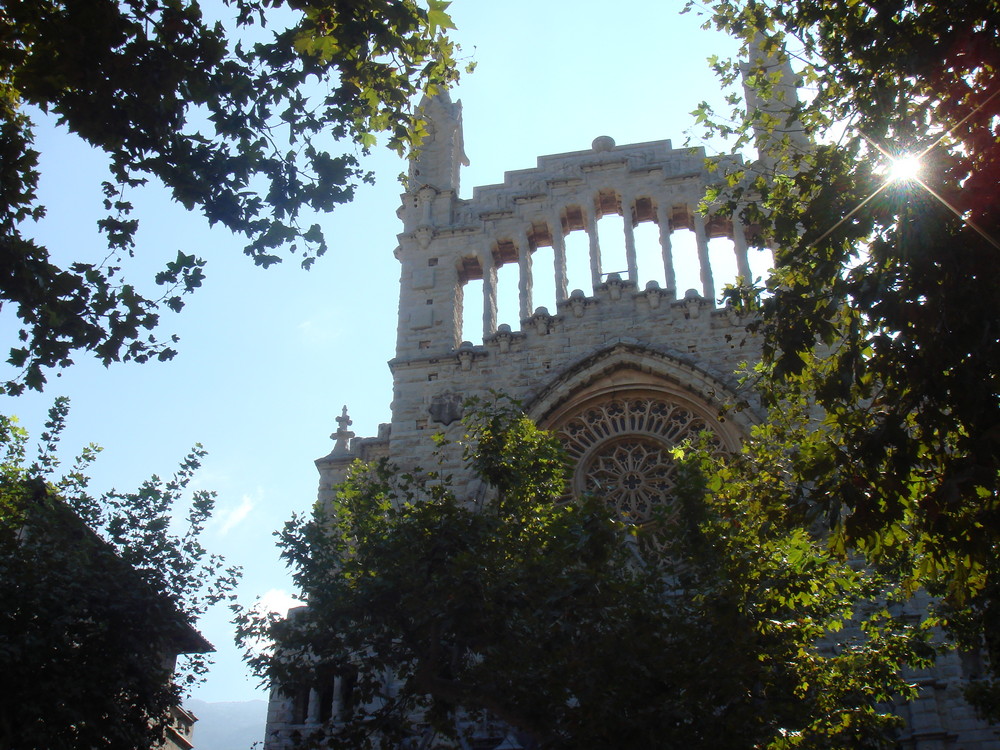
0 0 460 394
240 397 928 750
686 0 1000 718
0 397 240 749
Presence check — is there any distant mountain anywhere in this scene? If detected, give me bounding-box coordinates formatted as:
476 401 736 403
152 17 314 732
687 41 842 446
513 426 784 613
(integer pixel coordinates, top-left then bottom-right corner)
186 699 267 750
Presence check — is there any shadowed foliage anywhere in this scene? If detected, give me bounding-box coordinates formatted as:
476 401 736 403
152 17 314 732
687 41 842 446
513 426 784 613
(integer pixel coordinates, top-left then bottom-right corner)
239 397 928 749
0 398 240 749
687 0 1000 718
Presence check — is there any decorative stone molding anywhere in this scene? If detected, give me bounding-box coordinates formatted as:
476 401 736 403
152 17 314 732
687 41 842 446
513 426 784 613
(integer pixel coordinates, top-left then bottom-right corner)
485 323 525 354
682 288 707 319
414 225 434 249
566 289 588 318
527 341 758 437
456 341 475 371
528 307 556 336
582 437 679 525
641 280 672 309
429 391 464 426
600 273 627 300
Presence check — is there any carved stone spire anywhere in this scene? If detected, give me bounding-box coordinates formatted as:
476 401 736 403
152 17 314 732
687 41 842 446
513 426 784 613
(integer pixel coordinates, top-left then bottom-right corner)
741 33 809 169
408 90 469 193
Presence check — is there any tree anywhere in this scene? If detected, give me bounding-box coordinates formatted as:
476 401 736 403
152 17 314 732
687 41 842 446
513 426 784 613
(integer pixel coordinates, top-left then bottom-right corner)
0 0 461 394
240 398 928 750
0 397 240 749
685 0 1000 718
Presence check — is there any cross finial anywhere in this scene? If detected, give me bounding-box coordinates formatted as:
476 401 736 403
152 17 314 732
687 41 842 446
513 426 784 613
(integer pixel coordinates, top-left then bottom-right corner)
331 405 355 455
336 405 352 431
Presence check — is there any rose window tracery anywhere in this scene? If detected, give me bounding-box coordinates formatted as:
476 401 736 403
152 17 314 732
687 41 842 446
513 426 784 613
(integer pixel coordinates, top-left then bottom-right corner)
554 396 726 527
582 438 679 524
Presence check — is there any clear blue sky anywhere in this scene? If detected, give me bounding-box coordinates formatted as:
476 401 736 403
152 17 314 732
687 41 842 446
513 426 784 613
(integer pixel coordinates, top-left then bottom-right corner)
1 1 764 703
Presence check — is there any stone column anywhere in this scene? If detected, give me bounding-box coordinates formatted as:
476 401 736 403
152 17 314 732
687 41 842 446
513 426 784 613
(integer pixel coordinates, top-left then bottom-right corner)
732 217 752 282
306 688 320 724
517 228 533 320
584 204 602 291
693 210 715 301
551 212 568 303
621 193 638 283
481 243 497 337
331 676 343 721
657 201 676 292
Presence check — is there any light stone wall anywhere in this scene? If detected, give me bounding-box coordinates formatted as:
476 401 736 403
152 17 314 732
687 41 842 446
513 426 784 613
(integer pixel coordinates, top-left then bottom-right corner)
387 283 761 498
386 131 761 493
393 136 750 361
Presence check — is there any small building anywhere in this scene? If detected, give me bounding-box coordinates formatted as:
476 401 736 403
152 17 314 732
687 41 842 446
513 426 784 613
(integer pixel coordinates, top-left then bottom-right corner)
2 478 213 749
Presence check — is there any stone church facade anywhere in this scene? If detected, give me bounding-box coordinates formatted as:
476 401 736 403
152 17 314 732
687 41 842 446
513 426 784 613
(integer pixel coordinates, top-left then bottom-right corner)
315 93 760 517
264 84 999 749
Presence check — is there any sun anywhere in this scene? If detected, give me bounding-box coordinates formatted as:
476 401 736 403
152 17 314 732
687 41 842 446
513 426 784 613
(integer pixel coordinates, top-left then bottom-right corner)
888 154 922 182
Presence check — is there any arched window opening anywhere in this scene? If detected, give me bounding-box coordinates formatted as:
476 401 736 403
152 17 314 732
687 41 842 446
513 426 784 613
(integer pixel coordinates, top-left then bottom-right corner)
318 678 335 723
340 669 358 722
458 256 483 344
670 228 702 296
495 259 520 330
717 217 771 287
702 215 738 303
531 244 556 315
290 687 310 725
748 244 772 286
596 213 627 283
563 229 592 296
634 220 666 290
559 206 592 296
707 237 738 304
460 277 484 343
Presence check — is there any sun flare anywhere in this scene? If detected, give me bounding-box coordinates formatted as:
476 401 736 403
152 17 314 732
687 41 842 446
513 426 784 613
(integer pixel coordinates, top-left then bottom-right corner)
888 154 922 182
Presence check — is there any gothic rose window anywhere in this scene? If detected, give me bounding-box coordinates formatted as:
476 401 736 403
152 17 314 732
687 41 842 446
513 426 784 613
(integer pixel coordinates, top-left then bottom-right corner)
555 396 725 526
581 438 678 525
